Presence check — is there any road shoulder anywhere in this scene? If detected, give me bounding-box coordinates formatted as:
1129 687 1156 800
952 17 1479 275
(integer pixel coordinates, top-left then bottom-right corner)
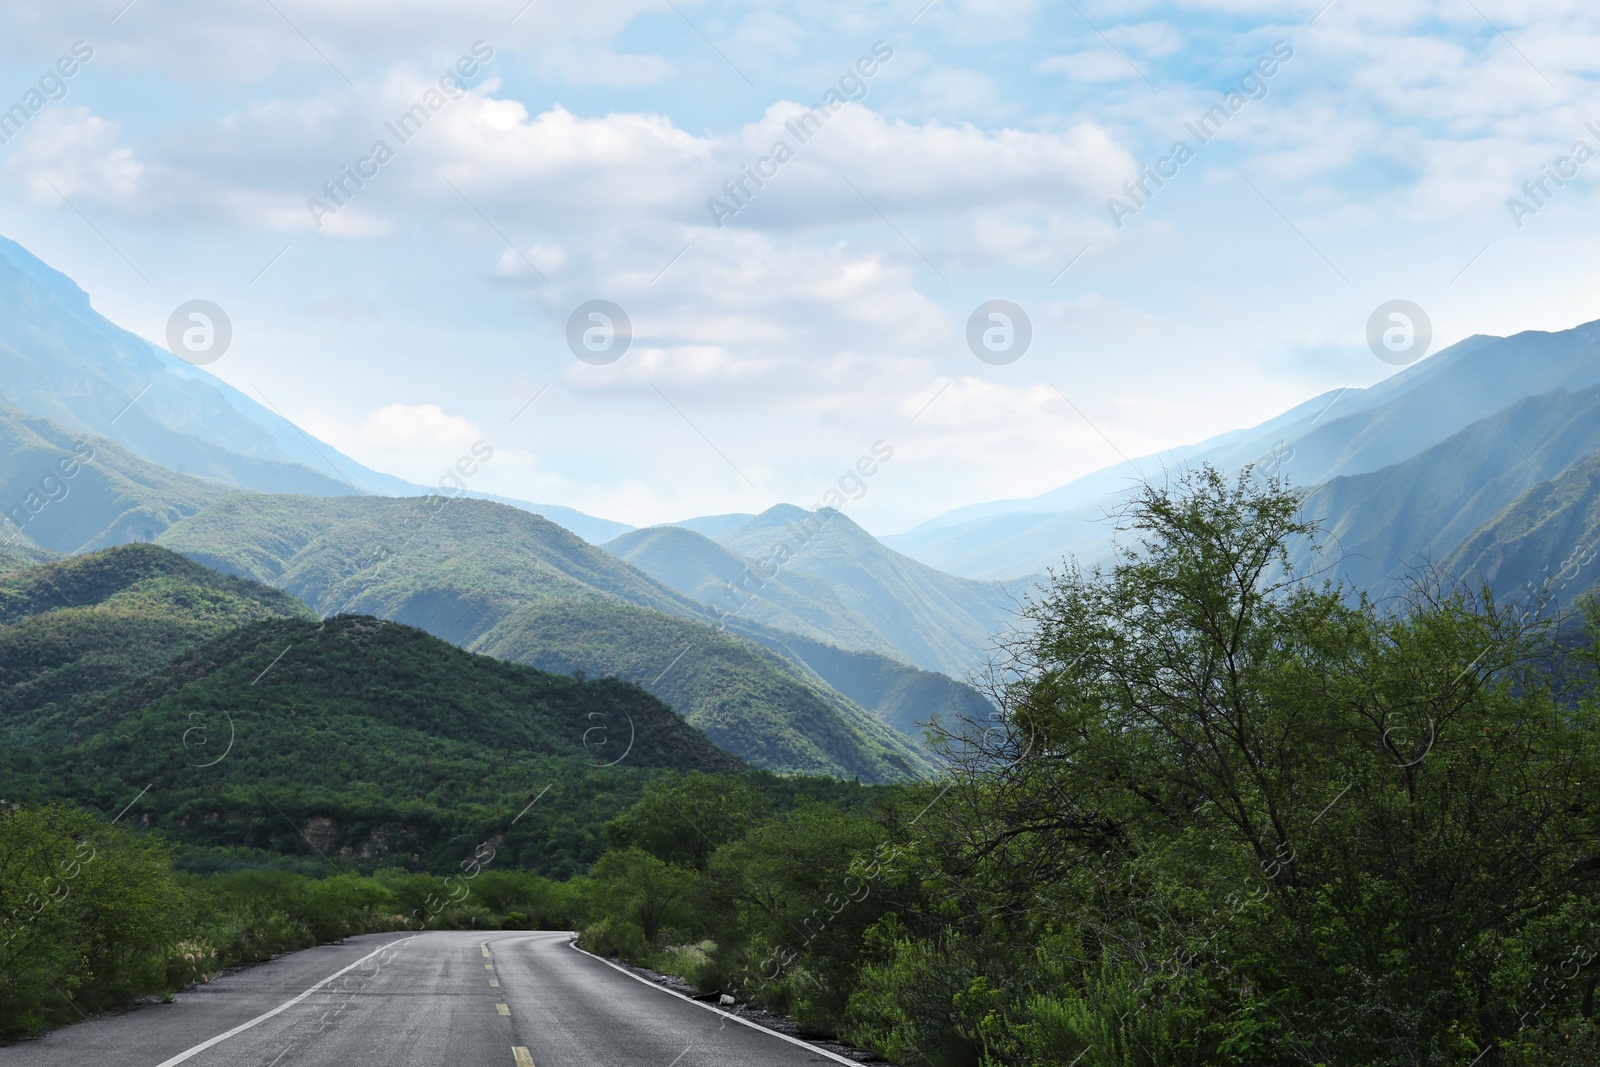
566 938 888 1064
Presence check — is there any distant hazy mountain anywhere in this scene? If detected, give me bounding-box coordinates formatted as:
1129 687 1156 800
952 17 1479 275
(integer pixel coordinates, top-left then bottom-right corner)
1437 447 1600 612
0 235 397 495
0 403 230 553
607 524 902 658
1296 384 1600 597
890 321 1600 580
0 234 629 543
607 522 996 740
697 505 1017 679
158 494 933 782
671 513 757 538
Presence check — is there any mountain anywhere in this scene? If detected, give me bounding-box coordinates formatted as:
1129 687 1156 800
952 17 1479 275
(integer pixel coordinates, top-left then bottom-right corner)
0 234 628 543
7 612 741 875
705 505 1017 679
1436 448 1600 612
469 598 931 780
0 530 52 570
0 235 393 495
0 544 315 737
476 492 633 543
0 544 742 874
0 403 234 553
156 494 933 782
671 513 757 537
1296 384 1600 597
606 523 996 740
889 321 1600 580
732 634 995 744
606 524 902 658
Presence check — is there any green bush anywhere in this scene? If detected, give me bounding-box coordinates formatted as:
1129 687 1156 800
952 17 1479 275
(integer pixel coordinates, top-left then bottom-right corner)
0 804 184 1040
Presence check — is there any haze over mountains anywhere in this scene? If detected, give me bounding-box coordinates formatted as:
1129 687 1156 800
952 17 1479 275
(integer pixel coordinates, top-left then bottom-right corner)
611 504 1018 680
0 235 628 543
8 230 1600 795
881 321 1600 615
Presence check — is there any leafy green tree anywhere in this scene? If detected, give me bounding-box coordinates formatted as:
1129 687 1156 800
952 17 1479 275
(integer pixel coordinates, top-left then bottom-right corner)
708 803 889 1023
603 771 768 870
589 847 697 944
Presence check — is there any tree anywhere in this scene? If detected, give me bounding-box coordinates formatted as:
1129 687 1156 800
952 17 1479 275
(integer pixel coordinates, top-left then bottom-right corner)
589 848 696 944
0 804 183 1039
603 772 768 870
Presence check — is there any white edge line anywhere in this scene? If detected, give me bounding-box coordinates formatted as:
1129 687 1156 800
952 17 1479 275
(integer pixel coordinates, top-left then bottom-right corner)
566 938 860 1065
154 936 415 1067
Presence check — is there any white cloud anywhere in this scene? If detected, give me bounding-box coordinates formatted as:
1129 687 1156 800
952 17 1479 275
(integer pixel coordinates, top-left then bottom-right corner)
2 74 1132 248
305 402 483 451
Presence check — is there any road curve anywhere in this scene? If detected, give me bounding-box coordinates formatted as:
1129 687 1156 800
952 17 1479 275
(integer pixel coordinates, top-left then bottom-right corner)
1 930 856 1066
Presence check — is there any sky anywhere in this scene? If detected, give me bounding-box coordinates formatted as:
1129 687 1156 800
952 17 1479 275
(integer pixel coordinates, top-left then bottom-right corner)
1 0 1597 535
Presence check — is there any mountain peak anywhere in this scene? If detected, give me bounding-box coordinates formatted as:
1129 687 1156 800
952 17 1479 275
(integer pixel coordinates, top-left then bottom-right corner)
757 502 814 523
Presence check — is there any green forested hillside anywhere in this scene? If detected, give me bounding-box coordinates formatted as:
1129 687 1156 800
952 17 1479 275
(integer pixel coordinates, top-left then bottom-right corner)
158 494 934 781
0 546 745 873
8 611 743 874
159 493 689 621
740 633 994 743
473 597 930 782
0 544 313 729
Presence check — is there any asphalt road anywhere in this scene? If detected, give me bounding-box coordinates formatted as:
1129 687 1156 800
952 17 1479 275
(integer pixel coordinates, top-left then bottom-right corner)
1 931 856 1066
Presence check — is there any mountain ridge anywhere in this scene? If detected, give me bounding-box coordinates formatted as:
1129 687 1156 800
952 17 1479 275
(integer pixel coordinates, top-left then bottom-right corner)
886 322 1600 579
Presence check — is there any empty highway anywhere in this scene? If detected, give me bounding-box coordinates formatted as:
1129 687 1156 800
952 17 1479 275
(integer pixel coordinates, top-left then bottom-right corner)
1 931 860 1066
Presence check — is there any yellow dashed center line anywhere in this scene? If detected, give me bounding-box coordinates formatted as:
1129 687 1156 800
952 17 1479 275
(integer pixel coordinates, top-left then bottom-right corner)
496 1002 511 1016
513 1047 536 1067
489 978 500 988
485 963 494 970
482 946 491 957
